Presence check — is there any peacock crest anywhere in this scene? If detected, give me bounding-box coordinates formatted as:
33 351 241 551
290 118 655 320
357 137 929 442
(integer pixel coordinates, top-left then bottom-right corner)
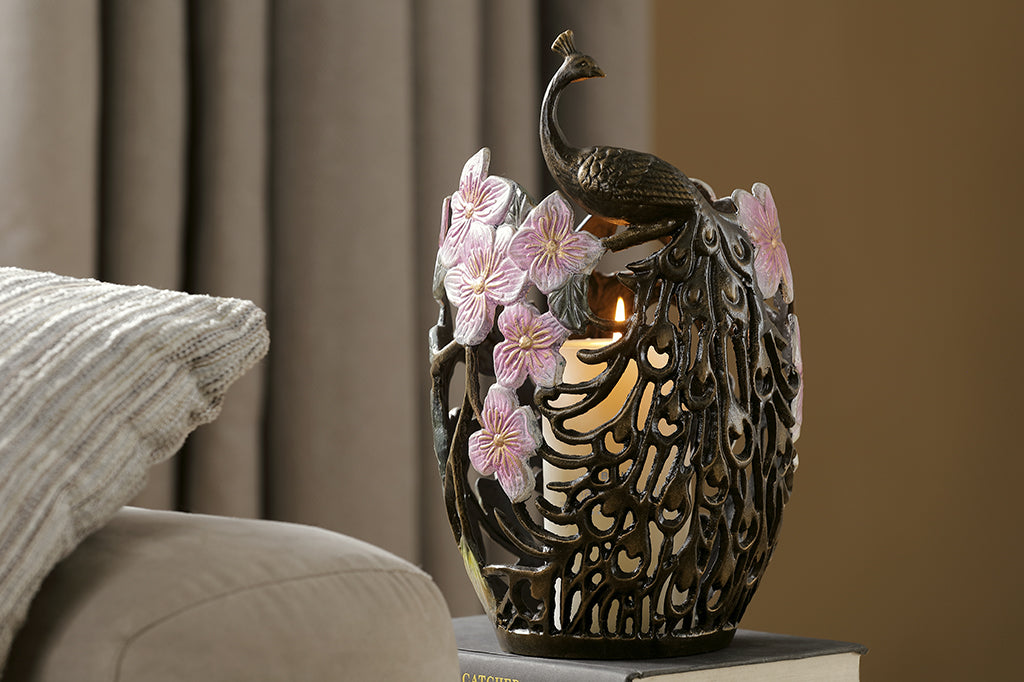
551 29 578 59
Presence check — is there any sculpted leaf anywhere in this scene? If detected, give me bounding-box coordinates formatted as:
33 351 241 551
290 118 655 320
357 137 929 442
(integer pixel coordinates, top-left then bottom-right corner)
547 272 590 333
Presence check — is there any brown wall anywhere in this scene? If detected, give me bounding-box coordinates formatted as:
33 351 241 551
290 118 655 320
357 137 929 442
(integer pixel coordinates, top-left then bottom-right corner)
652 1 1023 679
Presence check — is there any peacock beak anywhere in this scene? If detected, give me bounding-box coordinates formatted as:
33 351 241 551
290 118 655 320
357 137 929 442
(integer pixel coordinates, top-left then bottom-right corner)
593 66 606 78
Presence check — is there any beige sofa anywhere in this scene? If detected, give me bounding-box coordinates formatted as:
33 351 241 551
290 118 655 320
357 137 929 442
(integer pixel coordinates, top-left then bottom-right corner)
0 268 458 679
5 507 458 681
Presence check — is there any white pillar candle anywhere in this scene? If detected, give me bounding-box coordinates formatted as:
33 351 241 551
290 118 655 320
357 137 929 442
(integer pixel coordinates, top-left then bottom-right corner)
541 298 691 631
542 297 636 537
542 338 637 537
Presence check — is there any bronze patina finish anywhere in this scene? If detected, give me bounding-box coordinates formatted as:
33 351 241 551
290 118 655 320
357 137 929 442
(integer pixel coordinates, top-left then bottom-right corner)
429 30 800 659
542 30 698 251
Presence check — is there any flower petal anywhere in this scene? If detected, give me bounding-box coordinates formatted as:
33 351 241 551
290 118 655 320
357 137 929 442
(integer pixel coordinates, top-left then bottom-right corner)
528 192 574 236
525 347 562 388
536 311 570 346
493 340 528 388
439 215 470 268
512 192 605 294
473 176 514 226
564 229 605 272
453 293 493 346
443 264 472 308
495 455 534 503
753 182 777 229
493 224 516 255
734 189 763 233
507 226 542 272
754 250 782 299
509 405 540 451
460 148 490 195
485 258 527 305
494 305 568 388
468 430 497 475
461 221 495 258
483 384 519 422
530 253 570 294
497 302 533 339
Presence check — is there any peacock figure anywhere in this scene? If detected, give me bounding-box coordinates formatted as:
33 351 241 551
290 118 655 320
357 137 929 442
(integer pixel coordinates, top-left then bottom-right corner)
429 30 802 659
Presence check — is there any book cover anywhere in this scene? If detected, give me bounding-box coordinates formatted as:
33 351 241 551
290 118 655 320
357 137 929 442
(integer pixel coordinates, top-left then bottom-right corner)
455 615 867 682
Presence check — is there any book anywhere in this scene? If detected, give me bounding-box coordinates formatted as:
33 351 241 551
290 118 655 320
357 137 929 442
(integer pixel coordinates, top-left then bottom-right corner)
454 615 866 682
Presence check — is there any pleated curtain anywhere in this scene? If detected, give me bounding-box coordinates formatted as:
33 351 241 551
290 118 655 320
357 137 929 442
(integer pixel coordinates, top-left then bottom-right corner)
0 0 651 615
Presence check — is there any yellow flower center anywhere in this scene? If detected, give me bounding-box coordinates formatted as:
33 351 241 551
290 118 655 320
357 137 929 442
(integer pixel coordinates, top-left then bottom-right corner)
491 433 508 454
471 278 487 295
543 239 562 260
518 333 535 350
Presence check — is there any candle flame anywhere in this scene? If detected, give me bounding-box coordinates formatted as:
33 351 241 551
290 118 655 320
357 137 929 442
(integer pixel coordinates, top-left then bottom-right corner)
612 297 625 341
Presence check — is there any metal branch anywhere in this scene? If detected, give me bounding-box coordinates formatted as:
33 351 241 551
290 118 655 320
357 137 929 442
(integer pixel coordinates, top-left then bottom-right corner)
601 218 679 251
430 339 461 376
465 346 484 424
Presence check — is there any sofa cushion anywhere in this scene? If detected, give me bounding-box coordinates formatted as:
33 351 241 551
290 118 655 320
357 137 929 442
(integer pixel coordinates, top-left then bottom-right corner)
5 507 459 681
0 268 269 665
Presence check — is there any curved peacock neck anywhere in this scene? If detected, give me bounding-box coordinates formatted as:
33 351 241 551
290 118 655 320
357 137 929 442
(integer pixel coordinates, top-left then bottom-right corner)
540 67 576 170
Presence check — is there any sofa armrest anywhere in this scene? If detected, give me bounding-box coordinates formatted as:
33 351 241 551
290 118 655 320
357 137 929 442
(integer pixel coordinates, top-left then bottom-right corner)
5 507 458 681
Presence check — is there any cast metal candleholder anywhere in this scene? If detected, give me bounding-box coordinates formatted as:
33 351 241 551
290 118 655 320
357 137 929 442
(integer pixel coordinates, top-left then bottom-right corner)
429 30 802 659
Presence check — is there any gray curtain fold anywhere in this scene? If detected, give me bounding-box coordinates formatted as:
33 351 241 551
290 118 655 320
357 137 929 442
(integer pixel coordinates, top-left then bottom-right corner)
267 0 421 561
182 0 269 519
99 0 188 510
0 0 97 278
0 0 650 616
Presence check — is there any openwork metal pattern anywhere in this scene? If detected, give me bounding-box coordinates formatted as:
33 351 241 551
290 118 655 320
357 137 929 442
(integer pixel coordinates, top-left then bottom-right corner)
428 30 800 659
430 198 800 659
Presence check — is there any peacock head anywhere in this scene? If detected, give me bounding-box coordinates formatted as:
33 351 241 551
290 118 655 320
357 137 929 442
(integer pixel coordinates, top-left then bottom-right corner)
551 30 605 83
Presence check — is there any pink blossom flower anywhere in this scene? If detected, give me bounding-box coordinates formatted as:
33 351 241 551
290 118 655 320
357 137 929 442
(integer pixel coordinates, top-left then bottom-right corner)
789 313 803 442
444 222 527 346
493 303 570 389
468 385 539 503
508 192 605 294
734 183 794 303
439 148 514 268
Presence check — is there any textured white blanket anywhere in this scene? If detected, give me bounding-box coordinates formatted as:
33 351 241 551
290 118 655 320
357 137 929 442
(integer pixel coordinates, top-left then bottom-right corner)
0 268 269 665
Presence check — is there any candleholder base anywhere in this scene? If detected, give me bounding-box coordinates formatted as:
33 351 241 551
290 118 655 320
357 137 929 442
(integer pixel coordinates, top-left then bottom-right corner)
495 626 736 660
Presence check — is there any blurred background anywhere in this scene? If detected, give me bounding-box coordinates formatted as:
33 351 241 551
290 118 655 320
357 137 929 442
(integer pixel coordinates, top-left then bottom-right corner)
652 2 1022 679
0 1 1018 679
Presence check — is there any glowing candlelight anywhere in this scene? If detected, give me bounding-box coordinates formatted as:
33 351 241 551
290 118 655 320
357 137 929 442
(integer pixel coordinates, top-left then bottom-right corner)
611 297 625 341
